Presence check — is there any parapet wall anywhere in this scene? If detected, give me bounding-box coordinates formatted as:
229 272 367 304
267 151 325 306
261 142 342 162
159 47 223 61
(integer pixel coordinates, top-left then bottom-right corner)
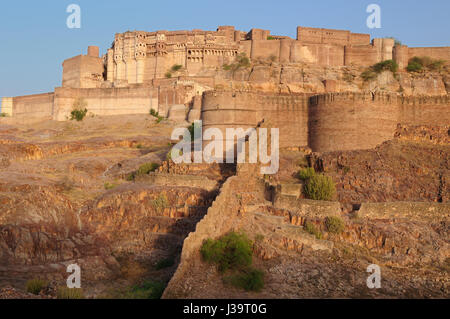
0 97 13 116
201 90 450 153
53 87 158 121
297 27 371 46
11 93 54 124
308 92 450 151
2 87 158 123
201 90 310 149
408 47 450 62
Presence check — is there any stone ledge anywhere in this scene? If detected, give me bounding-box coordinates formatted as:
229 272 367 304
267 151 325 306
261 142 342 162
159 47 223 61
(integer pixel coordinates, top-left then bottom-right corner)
135 173 219 192
357 202 450 222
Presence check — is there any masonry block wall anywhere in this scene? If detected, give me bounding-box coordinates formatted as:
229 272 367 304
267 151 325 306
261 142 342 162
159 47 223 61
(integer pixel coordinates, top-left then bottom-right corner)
53 87 158 121
308 93 450 152
0 97 13 116
11 93 54 122
202 91 450 153
202 91 310 150
62 54 104 88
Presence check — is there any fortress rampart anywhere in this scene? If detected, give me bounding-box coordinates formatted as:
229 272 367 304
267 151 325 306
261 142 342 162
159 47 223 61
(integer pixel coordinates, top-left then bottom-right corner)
1 25 449 152
1 87 158 123
53 87 158 121
201 90 450 152
10 93 55 123
202 91 310 149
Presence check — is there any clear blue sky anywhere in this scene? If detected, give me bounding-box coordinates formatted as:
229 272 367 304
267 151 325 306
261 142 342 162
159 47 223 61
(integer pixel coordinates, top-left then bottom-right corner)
1 0 449 108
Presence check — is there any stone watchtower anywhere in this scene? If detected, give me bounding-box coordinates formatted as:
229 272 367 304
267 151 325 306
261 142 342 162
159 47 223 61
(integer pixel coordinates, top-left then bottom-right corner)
62 46 104 88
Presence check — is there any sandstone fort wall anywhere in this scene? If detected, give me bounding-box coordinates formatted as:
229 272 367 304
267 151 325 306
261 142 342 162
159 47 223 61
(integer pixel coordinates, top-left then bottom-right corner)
62 54 104 88
308 92 450 152
0 97 13 116
201 91 310 149
11 93 54 123
202 90 450 153
53 87 158 121
408 47 450 62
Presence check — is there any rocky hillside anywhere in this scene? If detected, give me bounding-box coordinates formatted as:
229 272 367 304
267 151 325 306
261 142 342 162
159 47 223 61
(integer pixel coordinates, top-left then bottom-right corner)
211 60 450 96
0 65 448 299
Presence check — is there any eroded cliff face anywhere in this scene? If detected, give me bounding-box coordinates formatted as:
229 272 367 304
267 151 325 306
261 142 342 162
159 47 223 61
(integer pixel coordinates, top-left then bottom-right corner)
0 116 203 294
308 126 450 206
213 62 449 96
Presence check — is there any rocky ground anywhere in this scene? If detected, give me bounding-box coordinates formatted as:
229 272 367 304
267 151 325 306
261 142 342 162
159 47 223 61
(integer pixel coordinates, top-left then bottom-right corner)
0 112 449 299
0 114 203 297
0 64 449 298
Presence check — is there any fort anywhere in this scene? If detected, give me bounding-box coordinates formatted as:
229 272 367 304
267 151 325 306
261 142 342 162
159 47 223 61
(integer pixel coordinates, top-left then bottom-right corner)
1 23 450 300
1 25 449 153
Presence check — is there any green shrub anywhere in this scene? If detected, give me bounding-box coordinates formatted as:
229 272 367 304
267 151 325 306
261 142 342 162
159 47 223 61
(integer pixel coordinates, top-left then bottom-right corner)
70 98 88 121
227 267 264 292
188 122 202 141
149 109 164 123
125 281 166 299
429 60 445 71
171 64 183 72
201 232 253 273
237 53 251 68
104 182 118 190
222 53 251 73
26 279 48 295
201 232 265 292
127 162 160 181
304 221 323 239
361 70 377 82
152 194 169 211
326 216 345 234
407 56 445 72
407 61 423 72
155 257 175 270
298 167 316 181
0 113 8 117
70 108 88 122
361 60 398 82
303 174 336 201
57 287 84 299
267 36 275 40
165 72 172 78
372 60 398 73
137 162 159 175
